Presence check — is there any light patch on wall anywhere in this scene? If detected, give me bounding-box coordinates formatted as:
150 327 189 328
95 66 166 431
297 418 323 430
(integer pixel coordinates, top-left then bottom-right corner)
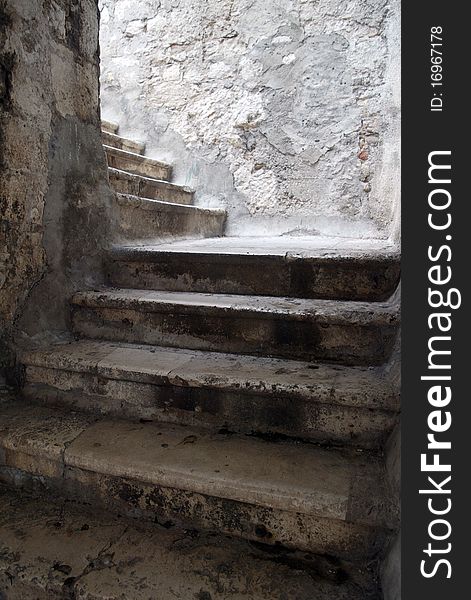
99 0 400 238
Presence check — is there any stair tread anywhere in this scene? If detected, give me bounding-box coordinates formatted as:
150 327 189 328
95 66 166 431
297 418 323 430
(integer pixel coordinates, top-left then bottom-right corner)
21 339 398 411
0 485 377 600
102 130 145 154
107 236 399 302
71 287 399 324
101 120 119 134
113 235 399 259
116 193 225 215
0 402 389 526
108 167 193 192
108 168 194 205
104 144 171 170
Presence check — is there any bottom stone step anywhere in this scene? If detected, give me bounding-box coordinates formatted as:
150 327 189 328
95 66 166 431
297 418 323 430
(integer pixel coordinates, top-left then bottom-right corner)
0 486 381 599
0 403 397 561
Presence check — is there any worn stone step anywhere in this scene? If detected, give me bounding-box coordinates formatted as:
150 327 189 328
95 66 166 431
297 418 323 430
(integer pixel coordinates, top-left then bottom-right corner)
102 130 145 154
115 194 226 241
107 236 400 301
101 120 119 134
0 402 397 560
108 168 194 205
20 340 399 447
0 486 381 599
104 145 172 181
70 289 399 366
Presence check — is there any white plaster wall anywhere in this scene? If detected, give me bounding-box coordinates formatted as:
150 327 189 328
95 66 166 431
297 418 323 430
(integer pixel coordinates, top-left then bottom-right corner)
99 0 400 239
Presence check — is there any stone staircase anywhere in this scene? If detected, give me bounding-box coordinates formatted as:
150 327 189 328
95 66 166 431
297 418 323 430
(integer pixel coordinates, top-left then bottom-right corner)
0 121 401 599
100 120 226 243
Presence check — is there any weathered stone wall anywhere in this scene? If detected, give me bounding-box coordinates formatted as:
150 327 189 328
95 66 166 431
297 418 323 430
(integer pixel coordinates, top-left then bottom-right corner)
99 0 400 238
0 0 114 378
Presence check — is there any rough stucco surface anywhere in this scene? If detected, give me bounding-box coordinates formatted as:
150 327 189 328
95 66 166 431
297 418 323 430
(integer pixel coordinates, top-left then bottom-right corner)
0 0 114 374
99 0 400 237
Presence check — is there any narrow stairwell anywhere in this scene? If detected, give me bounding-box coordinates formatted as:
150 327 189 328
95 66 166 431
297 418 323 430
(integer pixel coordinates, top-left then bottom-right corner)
0 121 401 599
100 120 226 243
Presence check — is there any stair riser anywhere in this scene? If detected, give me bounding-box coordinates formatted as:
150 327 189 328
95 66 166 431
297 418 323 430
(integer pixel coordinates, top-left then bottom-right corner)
108 171 193 205
23 368 398 447
107 256 400 301
105 149 171 181
71 306 397 366
101 121 118 134
102 131 145 154
115 203 225 241
0 465 386 561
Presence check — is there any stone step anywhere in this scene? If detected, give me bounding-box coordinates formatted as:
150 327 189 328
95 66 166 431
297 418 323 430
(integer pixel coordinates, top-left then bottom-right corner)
20 340 399 447
0 402 397 560
70 289 399 366
104 145 172 181
101 120 119 134
114 194 226 241
108 168 194 205
0 486 381 599
102 130 145 154
107 236 400 301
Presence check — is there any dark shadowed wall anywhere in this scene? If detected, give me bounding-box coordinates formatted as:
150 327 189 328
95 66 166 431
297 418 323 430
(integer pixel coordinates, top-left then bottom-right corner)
0 0 115 381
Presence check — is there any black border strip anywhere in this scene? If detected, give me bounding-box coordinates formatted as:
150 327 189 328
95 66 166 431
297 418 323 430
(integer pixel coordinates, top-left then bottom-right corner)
402 3 467 597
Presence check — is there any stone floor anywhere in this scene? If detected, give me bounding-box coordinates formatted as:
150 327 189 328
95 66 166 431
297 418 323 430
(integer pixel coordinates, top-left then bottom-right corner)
0 486 380 599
